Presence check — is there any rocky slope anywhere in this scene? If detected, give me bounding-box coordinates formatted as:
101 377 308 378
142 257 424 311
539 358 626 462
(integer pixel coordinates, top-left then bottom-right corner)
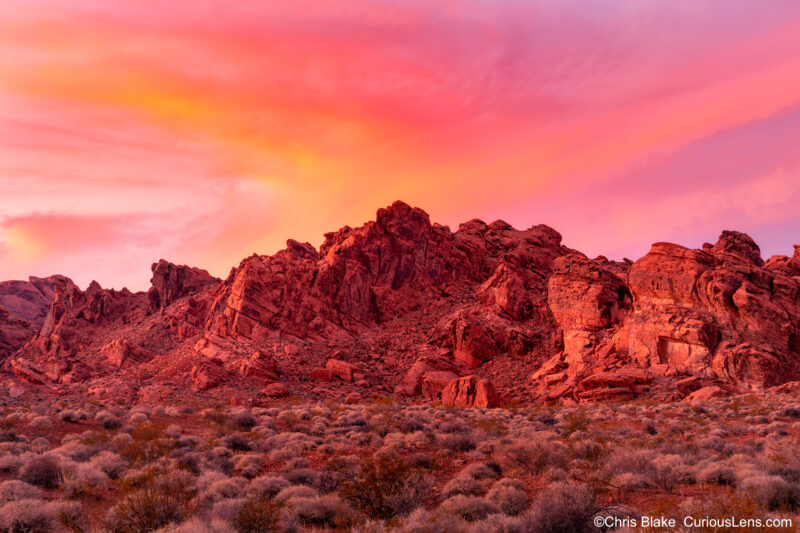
2 201 799 407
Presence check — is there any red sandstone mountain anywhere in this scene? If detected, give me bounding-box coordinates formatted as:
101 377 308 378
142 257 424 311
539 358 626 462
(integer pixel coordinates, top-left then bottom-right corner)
2 201 799 406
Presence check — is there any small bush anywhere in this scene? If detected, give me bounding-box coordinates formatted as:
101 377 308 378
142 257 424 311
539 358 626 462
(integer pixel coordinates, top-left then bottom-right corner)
276 485 318 502
0 498 81 533
19 454 62 489
396 508 468 533
522 481 597 533
0 480 41 503
90 450 127 479
284 494 355 528
461 462 502 481
442 476 483 498
698 463 736 486
487 484 528 515
339 454 428 520
60 462 111 498
233 497 283 533
248 475 290 500
739 474 800 510
440 495 499 521
107 486 184 533
233 411 258 430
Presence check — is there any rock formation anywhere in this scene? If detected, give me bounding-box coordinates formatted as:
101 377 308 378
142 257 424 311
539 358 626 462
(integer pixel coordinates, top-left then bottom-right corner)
0 275 70 357
2 202 799 407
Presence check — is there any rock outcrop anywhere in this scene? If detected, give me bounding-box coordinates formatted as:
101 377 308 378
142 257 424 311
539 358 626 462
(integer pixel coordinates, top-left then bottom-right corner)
535 230 800 401
2 202 799 407
441 375 502 408
148 260 219 311
0 275 69 357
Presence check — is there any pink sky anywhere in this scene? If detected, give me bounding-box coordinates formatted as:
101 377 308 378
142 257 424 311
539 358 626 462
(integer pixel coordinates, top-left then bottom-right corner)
2 0 800 290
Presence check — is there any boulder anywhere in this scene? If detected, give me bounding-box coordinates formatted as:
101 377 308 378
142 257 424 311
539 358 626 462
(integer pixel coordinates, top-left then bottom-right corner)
420 371 459 400
262 382 289 398
101 339 155 369
310 368 334 382
686 385 728 403
190 359 228 391
441 375 502 408
238 351 279 380
326 359 357 382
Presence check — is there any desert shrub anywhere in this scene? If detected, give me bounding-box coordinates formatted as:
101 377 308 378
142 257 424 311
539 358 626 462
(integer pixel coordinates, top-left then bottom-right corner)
739 474 800 510
60 462 111 497
498 437 568 475
438 432 477 452
107 485 184 533
652 464 680 493
440 495 499 521
442 476 483 498
233 454 264 479
29 416 52 431
610 472 650 491
222 433 251 452
130 413 148 425
155 517 236 533
284 494 355 528
697 463 736 486
202 477 247 503
233 496 284 533
211 498 247 524
60 410 80 423
339 454 429 519
19 454 62 489
97 411 123 430
318 456 361 493
522 481 598 533
248 475 290 500
461 462 502 481
175 451 204 474
0 498 81 533
121 421 173 464
396 508 468 533
487 484 528 515
0 480 41 503
0 454 22 475
233 411 258 430
470 514 527 533
90 450 127 479
275 485 318 502
285 468 319 487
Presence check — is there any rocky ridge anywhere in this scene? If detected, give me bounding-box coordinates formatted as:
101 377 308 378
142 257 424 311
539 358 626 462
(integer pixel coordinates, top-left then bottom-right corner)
2 202 799 407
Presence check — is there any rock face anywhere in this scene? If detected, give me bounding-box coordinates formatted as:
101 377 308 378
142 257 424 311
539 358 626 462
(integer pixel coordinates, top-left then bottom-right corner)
148 260 219 311
0 276 69 357
0 308 32 358
441 375 502 408
535 230 800 401
0 276 69 327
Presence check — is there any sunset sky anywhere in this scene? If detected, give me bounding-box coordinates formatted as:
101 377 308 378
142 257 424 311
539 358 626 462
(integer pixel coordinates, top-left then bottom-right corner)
2 1 800 291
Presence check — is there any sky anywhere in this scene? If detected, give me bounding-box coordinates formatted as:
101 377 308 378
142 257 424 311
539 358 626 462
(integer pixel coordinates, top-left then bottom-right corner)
2 0 800 291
